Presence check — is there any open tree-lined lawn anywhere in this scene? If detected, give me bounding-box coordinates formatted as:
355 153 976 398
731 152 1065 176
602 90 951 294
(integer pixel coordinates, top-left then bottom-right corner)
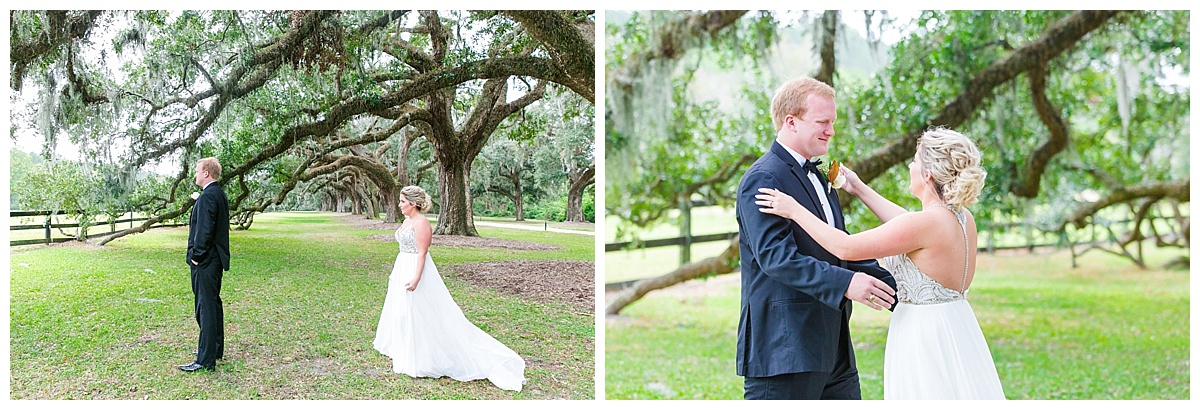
10 212 594 400
604 244 1189 399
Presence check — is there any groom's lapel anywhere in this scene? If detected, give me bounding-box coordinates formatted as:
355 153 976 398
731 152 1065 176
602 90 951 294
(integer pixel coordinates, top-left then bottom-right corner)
828 188 845 229
769 143 825 222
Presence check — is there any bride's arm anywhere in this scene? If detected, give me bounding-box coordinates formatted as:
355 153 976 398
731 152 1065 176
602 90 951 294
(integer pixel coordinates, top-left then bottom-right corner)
406 218 433 291
839 166 907 223
756 188 929 261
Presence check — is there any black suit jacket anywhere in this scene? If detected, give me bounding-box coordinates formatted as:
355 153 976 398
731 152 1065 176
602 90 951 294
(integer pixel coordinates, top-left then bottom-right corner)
735 141 896 378
188 182 230 271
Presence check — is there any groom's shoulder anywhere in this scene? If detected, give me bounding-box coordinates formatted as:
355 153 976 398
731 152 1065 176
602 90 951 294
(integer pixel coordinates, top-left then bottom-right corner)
739 153 783 189
747 150 786 174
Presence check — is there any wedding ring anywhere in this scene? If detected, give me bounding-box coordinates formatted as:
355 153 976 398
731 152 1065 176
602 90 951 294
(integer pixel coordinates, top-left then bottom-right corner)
868 295 876 303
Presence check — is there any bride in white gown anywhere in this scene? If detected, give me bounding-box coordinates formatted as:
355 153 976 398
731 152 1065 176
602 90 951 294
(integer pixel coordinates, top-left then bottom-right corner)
757 127 1004 399
373 186 526 391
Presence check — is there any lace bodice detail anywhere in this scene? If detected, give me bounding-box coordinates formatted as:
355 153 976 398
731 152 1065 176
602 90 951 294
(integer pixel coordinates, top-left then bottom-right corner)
396 225 417 254
881 207 970 305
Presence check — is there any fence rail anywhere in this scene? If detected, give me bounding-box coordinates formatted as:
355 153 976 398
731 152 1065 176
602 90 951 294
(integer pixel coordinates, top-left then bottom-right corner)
605 231 1080 254
605 216 1176 254
9 210 186 246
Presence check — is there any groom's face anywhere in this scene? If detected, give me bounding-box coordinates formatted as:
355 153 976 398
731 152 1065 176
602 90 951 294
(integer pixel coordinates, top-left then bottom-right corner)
193 163 209 187
789 94 836 158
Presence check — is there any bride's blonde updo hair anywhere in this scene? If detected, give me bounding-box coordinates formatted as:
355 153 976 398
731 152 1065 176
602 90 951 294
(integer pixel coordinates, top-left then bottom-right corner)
917 127 987 210
400 185 432 213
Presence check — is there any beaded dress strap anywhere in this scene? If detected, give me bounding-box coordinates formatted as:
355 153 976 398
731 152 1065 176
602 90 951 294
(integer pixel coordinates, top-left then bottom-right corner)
938 206 970 294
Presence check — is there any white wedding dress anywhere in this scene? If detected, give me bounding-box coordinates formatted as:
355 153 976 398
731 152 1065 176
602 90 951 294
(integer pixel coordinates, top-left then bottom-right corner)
880 207 1005 399
373 225 526 391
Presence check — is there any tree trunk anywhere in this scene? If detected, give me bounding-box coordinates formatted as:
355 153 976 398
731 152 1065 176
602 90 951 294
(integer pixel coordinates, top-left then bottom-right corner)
434 150 478 236
565 165 595 222
566 190 584 222
510 170 525 222
815 10 838 86
381 186 399 223
349 195 360 215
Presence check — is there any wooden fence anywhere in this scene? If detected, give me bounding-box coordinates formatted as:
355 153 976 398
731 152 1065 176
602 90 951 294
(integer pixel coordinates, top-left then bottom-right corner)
9 210 187 246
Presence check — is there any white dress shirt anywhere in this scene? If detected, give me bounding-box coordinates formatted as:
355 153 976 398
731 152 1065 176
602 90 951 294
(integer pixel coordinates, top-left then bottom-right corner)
778 141 835 226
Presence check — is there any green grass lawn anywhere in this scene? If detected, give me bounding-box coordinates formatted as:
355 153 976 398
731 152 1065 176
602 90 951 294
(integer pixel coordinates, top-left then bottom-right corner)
604 244 1190 399
9 211 595 400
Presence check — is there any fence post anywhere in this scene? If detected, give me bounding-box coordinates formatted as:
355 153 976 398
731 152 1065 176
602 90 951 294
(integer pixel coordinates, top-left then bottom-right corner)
679 197 692 265
44 213 52 245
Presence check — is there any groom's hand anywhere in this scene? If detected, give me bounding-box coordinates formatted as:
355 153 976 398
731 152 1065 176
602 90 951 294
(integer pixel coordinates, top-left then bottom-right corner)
845 272 896 310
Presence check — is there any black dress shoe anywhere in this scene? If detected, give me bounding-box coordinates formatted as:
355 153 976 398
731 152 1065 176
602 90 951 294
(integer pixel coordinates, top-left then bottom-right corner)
178 362 214 372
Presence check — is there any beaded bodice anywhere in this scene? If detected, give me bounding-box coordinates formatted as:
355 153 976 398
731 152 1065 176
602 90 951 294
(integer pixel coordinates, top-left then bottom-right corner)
396 225 417 254
880 207 970 305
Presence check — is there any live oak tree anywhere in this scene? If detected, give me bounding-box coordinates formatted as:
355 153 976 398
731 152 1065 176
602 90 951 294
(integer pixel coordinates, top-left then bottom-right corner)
10 10 595 241
604 10 1189 314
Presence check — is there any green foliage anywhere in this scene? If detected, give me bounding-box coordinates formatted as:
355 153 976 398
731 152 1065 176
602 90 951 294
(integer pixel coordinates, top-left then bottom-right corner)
525 197 567 222
8 149 39 208
606 10 1190 246
829 11 1191 234
605 11 783 242
12 10 593 240
473 84 595 222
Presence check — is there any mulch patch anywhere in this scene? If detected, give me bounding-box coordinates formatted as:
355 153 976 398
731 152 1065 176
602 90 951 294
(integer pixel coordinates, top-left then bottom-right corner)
337 214 589 312
445 260 595 316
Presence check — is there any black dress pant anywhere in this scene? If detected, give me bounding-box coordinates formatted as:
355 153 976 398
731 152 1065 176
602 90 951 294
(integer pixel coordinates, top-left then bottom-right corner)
191 261 224 366
744 368 861 400
744 334 862 400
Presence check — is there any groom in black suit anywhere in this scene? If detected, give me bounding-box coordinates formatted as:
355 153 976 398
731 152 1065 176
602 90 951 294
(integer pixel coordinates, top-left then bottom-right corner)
181 157 231 372
735 77 897 399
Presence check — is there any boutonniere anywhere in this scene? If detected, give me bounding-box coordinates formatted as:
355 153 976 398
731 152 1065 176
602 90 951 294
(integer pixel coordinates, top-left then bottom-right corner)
826 160 845 193
190 192 200 201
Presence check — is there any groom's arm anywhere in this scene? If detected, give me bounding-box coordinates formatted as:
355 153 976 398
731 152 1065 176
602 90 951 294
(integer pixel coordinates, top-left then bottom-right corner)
190 190 217 264
738 170 854 310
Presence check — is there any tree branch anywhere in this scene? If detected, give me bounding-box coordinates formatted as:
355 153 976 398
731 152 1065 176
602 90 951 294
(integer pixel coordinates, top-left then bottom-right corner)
851 10 1123 185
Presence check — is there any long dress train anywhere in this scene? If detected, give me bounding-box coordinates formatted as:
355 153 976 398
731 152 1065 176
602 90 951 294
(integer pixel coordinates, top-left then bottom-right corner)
373 225 526 391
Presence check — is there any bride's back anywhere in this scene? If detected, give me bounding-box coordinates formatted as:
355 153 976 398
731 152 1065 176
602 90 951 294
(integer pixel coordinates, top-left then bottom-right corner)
905 207 978 294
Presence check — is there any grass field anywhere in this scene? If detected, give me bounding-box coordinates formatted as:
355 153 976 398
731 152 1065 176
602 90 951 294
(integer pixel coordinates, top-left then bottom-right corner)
9 211 595 400
604 243 1190 399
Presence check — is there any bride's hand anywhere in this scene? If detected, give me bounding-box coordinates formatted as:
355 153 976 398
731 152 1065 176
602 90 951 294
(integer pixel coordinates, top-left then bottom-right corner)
839 166 864 196
755 188 803 220
405 277 421 292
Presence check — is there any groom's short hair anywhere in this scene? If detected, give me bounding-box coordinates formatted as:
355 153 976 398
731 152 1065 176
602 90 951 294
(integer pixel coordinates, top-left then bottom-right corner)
198 157 222 180
771 77 835 131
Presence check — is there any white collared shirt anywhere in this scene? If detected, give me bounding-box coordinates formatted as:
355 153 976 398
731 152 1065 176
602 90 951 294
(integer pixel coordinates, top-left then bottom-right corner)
777 141 835 226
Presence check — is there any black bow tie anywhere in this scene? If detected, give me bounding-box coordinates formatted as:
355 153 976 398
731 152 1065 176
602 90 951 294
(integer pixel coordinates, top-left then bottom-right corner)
803 159 823 174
